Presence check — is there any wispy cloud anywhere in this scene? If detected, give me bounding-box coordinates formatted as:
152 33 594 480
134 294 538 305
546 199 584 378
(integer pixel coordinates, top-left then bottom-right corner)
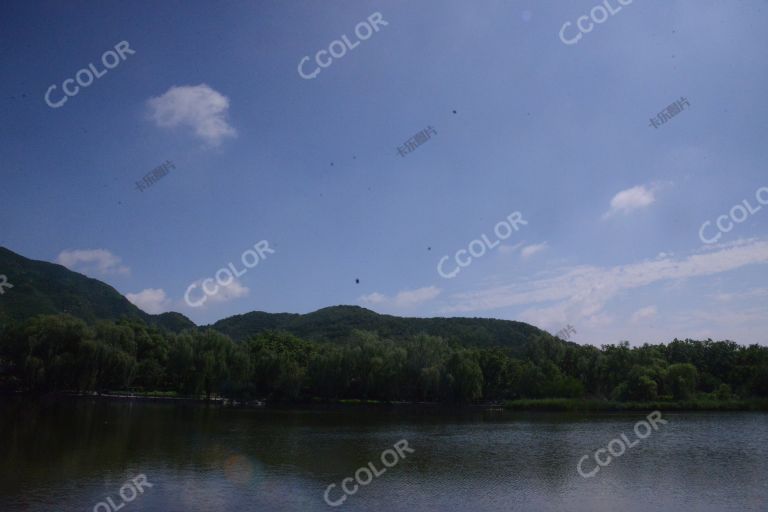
210 280 249 303
710 287 768 302
185 278 250 308
360 286 441 309
57 249 129 276
521 242 548 259
631 305 658 323
147 84 237 147
603 184 656 218
498 241 524 255
444 239 768 332
126 288 171 314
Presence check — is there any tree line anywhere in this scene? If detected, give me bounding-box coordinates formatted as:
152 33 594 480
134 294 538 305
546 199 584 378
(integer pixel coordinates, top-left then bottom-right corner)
1 314 767 403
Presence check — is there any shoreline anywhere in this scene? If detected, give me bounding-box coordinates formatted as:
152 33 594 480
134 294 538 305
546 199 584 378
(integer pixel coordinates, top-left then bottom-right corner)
502 398 768 412
3 392 768 412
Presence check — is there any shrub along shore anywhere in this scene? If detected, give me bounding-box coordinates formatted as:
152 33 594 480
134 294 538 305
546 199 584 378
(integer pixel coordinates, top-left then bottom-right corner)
503 398 768 411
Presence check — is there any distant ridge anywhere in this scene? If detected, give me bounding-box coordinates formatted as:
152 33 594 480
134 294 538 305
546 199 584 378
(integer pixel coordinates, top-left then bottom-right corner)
0 246 548 350
210 305 549 352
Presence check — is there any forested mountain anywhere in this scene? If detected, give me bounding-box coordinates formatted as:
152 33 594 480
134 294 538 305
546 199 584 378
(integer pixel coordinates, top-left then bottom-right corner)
211 306 548 354
0 246 147 323
153 312 197 332
0 247 195 331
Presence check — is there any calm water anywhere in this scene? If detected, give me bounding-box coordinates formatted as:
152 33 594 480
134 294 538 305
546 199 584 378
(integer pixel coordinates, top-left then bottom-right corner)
1 398 766 512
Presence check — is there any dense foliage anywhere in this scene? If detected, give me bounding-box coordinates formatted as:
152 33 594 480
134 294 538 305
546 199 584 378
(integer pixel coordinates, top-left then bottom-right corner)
211 305 545 350
2 314 767 404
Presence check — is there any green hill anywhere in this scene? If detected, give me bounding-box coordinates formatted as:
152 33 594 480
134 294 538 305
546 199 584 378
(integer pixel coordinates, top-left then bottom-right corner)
153 311 197 332
211 305 548 353
0 246 195 331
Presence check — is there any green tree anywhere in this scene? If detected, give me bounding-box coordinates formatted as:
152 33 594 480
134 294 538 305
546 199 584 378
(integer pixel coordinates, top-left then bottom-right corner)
666 363 698 400
446 351 483 402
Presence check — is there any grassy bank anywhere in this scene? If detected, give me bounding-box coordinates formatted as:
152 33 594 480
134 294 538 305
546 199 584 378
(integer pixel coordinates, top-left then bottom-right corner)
503 398 768 412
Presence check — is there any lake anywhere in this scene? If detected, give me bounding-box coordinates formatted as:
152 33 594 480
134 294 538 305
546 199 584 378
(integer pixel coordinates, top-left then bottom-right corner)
1 398 766 511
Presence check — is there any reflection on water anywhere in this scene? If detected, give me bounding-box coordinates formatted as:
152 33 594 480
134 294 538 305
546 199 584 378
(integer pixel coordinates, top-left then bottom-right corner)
0 397 766 512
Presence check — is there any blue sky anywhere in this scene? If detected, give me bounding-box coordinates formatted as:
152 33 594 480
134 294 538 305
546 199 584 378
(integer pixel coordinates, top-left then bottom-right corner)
1 0 767 345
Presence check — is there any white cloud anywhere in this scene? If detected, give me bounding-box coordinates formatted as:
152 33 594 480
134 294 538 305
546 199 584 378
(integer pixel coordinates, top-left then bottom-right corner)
711 287 768 302
360 286 441 309
57 249 129 276
359 292 387 305
197 279 250 305
132 280 251 313
178 278 251 310
603 184 656 218
126 288 172 314
631 305 658 323
521 243 548 259
147 84 237 147
498 241 524 255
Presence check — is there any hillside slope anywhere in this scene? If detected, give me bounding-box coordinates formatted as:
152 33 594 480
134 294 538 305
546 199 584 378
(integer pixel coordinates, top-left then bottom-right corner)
212 305 549 352
0 246 195 331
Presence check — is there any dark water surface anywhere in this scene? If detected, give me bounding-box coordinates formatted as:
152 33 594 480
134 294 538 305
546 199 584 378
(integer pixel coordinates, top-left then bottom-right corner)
1 398 766 511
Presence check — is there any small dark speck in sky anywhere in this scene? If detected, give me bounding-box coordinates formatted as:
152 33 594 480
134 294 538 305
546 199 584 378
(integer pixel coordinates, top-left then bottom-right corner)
452 110 457 114
355 278 359 284
428 247 431 251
